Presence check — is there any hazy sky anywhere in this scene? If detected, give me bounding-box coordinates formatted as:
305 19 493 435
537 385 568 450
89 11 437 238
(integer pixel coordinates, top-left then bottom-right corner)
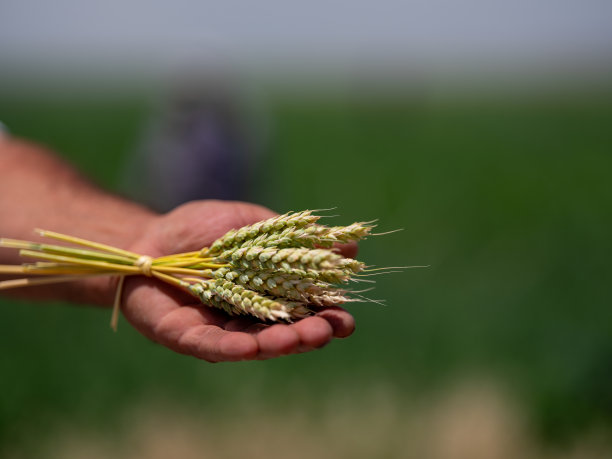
1 0 611 79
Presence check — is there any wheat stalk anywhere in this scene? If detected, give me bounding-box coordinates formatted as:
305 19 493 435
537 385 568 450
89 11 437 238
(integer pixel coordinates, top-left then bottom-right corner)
0 211 402 328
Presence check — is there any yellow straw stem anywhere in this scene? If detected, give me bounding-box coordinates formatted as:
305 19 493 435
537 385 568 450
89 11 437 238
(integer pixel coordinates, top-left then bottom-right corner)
153 266 214 276
0 265 28 275
191 262 229 269
0 262 109 276
182 277 211 285
154 251 202 262
0 238 36 250
23 267 112 276
18 250 142 274
0 273 111 290
151 271 190 289
35 229 141 259
153 258 208 268
110 276 125 332
2 239 136 265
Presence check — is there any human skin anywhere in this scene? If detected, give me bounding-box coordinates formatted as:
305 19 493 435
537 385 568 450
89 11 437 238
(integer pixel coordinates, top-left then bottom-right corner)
0 137 356 362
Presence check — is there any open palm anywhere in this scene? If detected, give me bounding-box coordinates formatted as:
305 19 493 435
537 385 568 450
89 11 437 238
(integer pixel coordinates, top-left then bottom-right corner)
121 200 356 362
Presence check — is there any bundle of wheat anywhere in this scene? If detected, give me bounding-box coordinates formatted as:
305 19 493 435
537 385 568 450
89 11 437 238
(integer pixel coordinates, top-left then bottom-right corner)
0 210 404 329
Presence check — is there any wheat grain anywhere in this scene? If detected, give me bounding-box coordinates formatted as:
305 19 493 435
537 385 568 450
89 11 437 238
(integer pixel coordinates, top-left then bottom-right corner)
207 210 320 255
196 279 311 321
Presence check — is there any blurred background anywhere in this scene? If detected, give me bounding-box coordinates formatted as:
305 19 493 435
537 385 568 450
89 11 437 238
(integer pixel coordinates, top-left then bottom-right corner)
1 1 612 458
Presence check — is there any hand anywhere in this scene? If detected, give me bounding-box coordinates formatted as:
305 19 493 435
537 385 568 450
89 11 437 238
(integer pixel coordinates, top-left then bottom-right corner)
122 200 356 362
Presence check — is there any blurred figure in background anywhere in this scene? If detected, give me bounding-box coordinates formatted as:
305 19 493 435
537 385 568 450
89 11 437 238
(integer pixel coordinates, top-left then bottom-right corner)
123 73 266 212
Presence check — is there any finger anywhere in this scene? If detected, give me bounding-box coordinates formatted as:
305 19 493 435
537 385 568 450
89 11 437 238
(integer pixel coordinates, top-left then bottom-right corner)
315 307 355 338
155 201 278 254
335 241 358 259
291 316 334 352
255 324 300 359
229 201 278 227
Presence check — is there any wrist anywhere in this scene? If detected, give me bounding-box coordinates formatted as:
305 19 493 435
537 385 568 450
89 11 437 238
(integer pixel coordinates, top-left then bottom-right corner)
0 137 164 307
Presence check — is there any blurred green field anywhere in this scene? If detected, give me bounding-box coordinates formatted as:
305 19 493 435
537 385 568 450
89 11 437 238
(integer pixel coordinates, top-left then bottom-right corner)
1 89 611 457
